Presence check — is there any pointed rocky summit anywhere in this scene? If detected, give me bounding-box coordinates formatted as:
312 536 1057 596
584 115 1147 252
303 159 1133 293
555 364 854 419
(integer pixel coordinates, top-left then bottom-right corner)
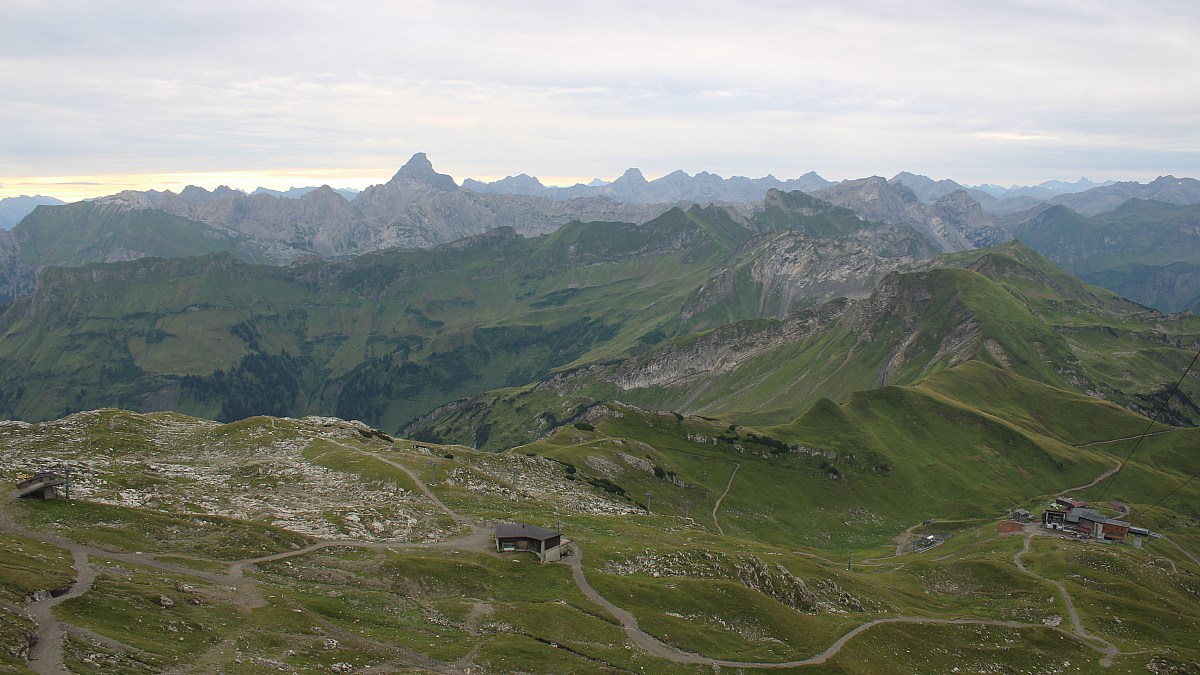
390 152 459 191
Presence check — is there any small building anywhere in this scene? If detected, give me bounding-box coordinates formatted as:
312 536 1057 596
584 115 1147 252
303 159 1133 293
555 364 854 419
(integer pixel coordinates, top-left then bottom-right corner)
495 523 563 563
15 472 65 500
1010 509 1033 522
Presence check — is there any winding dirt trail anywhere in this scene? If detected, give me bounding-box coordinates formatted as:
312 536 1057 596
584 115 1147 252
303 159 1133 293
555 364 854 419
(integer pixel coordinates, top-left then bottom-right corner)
1161 536 1200 566
565 542 1117 669
711 462 739 536
1013 533 1118 667
879 518 986 559
1069 462 1122 495
2 443 495 675
1074 429 1176 448
23 544 96 674
333 441 474 529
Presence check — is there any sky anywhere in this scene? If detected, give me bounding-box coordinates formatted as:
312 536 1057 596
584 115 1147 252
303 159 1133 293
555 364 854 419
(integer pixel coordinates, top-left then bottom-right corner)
2 1 1199 202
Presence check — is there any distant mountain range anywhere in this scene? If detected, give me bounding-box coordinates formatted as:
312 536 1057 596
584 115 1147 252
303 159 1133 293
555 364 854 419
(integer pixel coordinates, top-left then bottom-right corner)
4 153 1200 314
250 185 360 201
0 195 64 229
969 177 1115 200
462 167 835 203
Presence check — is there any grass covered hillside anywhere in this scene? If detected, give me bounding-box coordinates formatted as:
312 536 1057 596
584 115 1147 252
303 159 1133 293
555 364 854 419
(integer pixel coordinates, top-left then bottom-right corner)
412 242 1200 450
2 401 1197 673
11 201 249 268
0 197 934 432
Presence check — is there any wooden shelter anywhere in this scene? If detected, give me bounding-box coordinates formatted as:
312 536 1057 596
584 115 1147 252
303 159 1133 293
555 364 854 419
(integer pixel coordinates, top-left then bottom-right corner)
15 472 65 500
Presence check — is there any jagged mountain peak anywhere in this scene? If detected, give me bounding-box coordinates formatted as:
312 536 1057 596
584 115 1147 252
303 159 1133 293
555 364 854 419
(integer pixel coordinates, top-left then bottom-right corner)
389 152 458 191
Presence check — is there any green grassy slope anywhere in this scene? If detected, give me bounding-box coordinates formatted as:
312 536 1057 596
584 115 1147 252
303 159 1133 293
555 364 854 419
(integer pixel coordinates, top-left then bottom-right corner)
13 200 262 268
414 242 1200 448
1017 200 1200 276
2 406 1198 672
0 200 921 431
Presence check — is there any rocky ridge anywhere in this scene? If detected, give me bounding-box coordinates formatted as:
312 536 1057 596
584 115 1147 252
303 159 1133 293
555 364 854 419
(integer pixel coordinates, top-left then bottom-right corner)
141 153 673 254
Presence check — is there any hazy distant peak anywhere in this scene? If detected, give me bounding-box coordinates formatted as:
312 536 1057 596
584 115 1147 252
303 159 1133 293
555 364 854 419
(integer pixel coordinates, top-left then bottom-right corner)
614 168 648 184
390 152 458 191
0 194 66 229
178 185 211 201
495 174 546 189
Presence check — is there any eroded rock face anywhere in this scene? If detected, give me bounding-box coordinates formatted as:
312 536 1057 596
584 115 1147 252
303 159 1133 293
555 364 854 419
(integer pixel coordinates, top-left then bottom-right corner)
815 178 1001 252
929 190 1008 247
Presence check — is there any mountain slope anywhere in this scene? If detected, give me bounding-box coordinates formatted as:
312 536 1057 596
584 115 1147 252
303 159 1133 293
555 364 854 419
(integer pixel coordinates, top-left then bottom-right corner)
0 194 941 431
813 177 996 251
1013 199 1200 311
409 242 1200 450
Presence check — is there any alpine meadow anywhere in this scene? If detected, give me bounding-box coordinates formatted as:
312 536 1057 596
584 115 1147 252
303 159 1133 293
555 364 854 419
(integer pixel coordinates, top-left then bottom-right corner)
3 2 1200 673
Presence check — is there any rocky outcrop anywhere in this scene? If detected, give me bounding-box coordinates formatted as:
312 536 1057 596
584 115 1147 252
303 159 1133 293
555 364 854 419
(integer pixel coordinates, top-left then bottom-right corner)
681 221 935 323
815 178 995 252
601 549 876 614
611 303 845 391
928 190 1010 247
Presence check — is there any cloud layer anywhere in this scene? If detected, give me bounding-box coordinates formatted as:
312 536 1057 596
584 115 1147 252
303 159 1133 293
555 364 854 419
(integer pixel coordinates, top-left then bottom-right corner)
2 1 1198 198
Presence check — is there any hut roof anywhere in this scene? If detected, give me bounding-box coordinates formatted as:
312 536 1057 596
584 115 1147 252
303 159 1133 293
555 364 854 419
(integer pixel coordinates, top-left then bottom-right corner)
495 523 559 541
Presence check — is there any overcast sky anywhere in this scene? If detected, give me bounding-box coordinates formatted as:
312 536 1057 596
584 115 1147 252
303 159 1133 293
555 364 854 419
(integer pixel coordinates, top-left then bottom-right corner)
2 1 1198 201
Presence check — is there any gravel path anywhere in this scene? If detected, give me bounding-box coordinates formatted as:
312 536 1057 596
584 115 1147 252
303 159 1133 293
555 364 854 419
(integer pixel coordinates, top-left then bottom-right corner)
1073 430 1176 448
1013 533 1118 667
711 462 739 536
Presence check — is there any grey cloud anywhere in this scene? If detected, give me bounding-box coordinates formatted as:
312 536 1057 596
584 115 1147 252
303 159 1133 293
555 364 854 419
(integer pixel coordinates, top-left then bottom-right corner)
1 1 1198 184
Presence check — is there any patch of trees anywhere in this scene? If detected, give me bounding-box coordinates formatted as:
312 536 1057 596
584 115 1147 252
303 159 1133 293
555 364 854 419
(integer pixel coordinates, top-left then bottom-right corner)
180 351 306 422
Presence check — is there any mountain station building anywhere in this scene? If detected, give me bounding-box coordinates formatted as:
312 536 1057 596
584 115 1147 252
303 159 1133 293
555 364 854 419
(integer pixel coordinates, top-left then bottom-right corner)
1041 502 1151 545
